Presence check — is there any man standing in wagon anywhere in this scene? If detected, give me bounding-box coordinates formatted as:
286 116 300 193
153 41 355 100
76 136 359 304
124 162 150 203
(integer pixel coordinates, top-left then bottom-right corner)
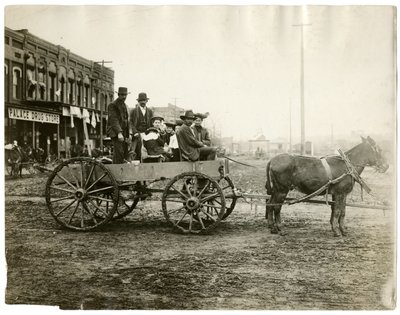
129 92 154 160
106 87 131 164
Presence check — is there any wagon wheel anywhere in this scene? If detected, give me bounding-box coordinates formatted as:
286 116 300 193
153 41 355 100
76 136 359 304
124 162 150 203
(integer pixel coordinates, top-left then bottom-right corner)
95 189 139 220
218 176 237 220
162 172 226 234
45 157 119 231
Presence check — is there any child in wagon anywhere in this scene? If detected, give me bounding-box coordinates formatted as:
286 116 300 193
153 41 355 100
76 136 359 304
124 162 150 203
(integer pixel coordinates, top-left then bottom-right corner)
142 126 172 162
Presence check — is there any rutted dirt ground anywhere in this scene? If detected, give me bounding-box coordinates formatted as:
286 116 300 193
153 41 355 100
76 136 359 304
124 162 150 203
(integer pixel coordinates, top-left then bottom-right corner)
4 160 396 310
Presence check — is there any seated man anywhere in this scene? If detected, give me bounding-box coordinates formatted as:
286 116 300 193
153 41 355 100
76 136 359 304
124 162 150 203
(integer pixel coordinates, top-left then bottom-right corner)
192 112 211 146
142 127 171 162
176 110 216 161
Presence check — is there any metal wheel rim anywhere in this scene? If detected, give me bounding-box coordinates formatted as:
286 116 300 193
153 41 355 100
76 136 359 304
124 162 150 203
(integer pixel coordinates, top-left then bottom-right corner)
45 157 119 231
162 172 226 234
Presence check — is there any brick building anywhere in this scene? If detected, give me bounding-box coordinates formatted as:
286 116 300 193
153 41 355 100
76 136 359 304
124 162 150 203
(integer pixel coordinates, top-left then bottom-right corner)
4 27 114 158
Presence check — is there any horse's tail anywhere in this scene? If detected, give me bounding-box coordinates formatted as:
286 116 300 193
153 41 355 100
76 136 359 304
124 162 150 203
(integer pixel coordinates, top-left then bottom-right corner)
265 160 273 195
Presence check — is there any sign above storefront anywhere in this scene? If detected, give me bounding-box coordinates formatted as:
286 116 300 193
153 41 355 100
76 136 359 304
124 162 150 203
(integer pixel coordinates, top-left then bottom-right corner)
8 107 60 124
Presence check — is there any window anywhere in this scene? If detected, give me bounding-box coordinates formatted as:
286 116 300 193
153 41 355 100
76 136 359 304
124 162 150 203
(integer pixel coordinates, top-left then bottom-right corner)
27 69 37 99
5 36 9 45
77 81 82 106
12 39 23 49
95 90 99 110
38 65 46 101
4 64 9 100
104 95 108 111
49 74 56 101
84 85 89 107
68 81 74 104
12 66 22 99
60 77 65 103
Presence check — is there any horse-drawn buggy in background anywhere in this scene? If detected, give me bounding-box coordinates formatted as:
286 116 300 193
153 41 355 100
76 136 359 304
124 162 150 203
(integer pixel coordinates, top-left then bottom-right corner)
44 136 388 235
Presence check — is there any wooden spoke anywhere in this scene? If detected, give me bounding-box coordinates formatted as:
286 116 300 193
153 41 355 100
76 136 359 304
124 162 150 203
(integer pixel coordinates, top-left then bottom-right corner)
50 194 75 203
192 176 198 197
80 161 86 189
82 202 98 224
201 202 223 210
68 201 80 224
175 210 189 226
56 173 79 191
200 192 219 203
50 185 75 194
197 181 211 198
80 205 85 228
55 199 77 217
168 205 187 215
183 180 193 197
212 198 222 206
87 186 114 195
87 199 108 217
88 195 114 203
196 211 206 229
199 209 217 222
170 184 189 200
86 173 107 191
84 164 96 189
164 198 186 203
188 211 194 232
66 165 81 188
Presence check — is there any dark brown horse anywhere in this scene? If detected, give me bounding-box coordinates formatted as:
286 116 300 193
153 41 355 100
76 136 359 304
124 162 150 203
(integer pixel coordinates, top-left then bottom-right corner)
265 136 388 236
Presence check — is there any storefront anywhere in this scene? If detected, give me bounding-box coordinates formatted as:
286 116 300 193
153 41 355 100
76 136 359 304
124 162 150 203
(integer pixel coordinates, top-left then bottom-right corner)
5 106 60 157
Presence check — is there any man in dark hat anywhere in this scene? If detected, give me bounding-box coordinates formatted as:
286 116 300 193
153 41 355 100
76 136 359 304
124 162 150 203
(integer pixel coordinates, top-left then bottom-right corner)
129 92 154 160
176 110 216 161
192 112 211 146
107 87 130 163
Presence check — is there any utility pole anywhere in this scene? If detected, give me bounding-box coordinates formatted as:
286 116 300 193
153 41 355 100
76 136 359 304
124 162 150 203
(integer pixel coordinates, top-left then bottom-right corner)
94 60 112 151
171 97 180 120
289 103 292 154
292 23 311 155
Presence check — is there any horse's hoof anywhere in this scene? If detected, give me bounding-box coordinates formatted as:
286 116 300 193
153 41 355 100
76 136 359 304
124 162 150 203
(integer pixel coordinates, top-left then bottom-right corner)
270 228 278 234
333 231 341 237
279 230 288 236
340 229 348 236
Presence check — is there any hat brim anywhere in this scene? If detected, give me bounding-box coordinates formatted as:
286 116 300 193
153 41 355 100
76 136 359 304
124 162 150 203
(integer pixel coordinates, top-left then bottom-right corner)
115 91 131 95
137 98 150 101
180 115 195 120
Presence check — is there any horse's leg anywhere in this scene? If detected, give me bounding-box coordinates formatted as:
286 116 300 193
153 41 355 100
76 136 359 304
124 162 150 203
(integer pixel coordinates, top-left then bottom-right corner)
331 193 343 237
274 191 288 232
266 194 276 232
338 195 348 236
330 194 336 225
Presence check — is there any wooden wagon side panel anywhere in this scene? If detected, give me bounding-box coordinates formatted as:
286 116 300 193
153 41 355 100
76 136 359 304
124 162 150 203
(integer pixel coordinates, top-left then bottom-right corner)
103 159 229 183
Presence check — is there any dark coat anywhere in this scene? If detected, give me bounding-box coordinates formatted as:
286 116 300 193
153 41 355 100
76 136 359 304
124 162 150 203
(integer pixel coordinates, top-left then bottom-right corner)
106 98 129 138
143 137 165 155
192 126 211 146
176 124 204 161
129 105 154 135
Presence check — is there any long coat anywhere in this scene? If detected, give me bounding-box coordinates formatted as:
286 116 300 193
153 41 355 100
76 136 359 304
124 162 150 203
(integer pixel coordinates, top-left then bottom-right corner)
129 105 154 135
176 124 204 161
106 98 129 138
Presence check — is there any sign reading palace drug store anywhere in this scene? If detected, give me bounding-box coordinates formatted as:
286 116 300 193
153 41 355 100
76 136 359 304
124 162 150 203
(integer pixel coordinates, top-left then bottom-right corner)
8 107 60 124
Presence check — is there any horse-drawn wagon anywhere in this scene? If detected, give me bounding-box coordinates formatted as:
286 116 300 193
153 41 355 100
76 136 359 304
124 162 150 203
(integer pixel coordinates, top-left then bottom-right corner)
44 136 389 236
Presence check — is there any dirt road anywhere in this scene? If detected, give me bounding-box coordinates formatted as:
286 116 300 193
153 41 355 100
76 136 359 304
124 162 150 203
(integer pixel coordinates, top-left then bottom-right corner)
4 162 396 310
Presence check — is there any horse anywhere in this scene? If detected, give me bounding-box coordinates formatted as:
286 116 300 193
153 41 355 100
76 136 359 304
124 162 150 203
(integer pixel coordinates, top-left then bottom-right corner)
265 136 389 237
5 146 26 177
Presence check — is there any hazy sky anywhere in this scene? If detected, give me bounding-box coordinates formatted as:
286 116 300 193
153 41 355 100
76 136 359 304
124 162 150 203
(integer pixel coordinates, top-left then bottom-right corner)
4 5 396 141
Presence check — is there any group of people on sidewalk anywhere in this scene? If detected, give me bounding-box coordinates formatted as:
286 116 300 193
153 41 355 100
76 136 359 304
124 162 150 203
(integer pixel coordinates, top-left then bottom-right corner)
107 87 216 164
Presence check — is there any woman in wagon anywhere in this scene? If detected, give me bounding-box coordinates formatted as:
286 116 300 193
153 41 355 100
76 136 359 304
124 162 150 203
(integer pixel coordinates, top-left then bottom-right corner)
176 110 216 161
142 127 172 162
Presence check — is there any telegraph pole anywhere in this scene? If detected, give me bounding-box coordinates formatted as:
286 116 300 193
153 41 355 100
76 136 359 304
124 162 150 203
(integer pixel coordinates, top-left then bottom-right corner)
94 60 112 151
289 103 292 154
171 97 180 120
292 23 311 155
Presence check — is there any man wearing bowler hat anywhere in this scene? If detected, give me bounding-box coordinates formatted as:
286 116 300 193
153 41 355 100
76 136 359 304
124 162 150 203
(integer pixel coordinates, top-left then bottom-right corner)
176 110 216 161
107 87 130 163
129 92 154 160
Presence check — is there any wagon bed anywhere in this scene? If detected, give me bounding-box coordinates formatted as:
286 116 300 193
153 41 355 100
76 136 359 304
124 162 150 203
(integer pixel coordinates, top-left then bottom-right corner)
46 157 237 233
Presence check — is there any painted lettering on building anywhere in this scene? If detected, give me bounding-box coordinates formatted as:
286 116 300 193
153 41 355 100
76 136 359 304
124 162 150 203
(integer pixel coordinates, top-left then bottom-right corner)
8 107 60 124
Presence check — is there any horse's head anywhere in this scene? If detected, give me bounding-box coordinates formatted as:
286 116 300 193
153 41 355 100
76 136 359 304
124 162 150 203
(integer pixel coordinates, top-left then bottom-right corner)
361 136 389 173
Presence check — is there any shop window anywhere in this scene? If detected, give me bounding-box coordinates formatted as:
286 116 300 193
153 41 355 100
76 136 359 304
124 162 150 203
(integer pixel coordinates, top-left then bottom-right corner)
12 66 22 100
